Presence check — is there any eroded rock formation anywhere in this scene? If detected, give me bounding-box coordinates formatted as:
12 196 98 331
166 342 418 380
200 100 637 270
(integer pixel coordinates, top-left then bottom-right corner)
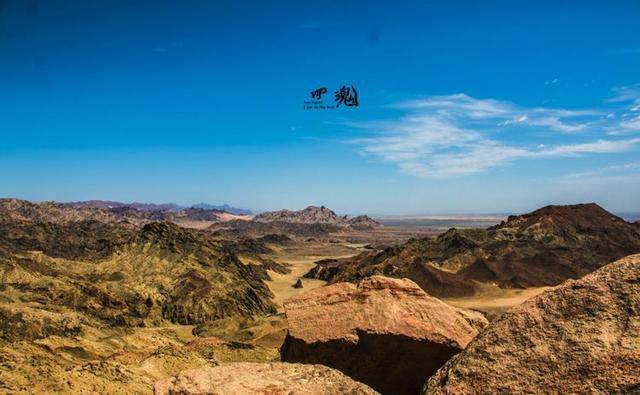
280 276 488 395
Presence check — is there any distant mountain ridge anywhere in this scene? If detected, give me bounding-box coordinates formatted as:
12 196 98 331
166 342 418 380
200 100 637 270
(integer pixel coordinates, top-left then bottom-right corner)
66 200 252 215
191 203 252 215
0 198 228 225
67 200 183 212
253 205 379 229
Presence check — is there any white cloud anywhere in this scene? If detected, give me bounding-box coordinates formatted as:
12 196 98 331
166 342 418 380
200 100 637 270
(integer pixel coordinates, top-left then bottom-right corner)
538 138 640 156
620 116 640 131
390 94 515 119
391 94 599 134
346 91 640 178
607 84 640 104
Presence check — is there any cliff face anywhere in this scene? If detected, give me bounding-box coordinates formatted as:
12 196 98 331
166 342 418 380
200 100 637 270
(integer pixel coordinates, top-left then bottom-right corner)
305 204 640 297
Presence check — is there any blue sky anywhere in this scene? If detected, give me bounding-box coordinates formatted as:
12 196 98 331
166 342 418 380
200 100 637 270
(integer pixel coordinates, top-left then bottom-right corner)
1 1 640 214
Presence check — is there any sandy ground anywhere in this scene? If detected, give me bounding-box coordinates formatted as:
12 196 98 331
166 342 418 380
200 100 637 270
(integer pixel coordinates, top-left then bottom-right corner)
263 242 366 312
444 286 553 318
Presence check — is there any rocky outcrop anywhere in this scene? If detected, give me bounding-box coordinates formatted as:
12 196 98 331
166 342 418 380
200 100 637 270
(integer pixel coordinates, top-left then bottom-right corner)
347 215 381 230
305 203 640 297
305 248 478 298
256 233 294 244
424 254 640 394
254 205 343 223
154 362 378 395
253 205 380 229
280 276 488 395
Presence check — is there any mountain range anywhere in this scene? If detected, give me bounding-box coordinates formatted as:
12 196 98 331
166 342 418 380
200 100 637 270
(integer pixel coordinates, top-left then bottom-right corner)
67 200 252 215
0 199 249 226
305 203 640 298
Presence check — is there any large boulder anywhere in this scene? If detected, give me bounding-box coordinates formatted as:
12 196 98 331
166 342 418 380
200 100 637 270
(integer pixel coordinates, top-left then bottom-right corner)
280 276 488 395
424 254 640 394
154 362 377 394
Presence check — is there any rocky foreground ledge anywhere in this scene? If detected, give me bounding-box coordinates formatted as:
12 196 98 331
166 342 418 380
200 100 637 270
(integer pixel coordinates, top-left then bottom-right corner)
280 276 488 395
154 362 377 394
424 253 640 394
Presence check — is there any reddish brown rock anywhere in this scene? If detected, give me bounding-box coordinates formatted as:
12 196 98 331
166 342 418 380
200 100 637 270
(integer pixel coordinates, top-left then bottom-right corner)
280 276 488 395
424 254 640 394
154 362 378 394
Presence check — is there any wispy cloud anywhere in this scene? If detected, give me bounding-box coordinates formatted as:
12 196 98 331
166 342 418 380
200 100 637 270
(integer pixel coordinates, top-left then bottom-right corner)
564 162 640 183
607 84 640 105
346 89 640 178
606 84 640 135
565 162 640 178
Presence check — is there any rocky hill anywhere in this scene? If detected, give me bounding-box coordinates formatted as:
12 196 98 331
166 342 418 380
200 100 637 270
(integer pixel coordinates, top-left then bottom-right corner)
254 206 379 229
0 219 278 330
305 203 640 297
424 253 640 394
0 198 120 224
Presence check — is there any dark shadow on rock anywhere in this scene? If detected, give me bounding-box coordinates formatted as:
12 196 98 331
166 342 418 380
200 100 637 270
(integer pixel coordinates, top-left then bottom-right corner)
281 329 460 395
